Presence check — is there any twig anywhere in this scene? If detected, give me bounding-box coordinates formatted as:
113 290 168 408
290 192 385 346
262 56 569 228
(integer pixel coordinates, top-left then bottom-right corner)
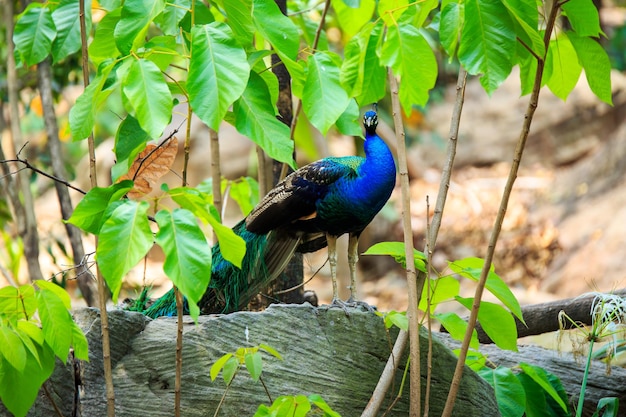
0 156 87 194
440 2 560 415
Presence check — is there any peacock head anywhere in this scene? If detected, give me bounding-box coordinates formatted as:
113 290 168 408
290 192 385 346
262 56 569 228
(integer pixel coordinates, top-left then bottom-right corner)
363 110 378 133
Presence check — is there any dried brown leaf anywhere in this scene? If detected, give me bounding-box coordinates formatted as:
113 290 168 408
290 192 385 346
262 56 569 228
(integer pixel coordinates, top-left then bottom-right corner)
119 137 178 198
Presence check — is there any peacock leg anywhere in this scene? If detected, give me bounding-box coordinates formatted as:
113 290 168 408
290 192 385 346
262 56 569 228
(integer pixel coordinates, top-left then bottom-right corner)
327 234 340 304
347 233 359 303
347 233 375 311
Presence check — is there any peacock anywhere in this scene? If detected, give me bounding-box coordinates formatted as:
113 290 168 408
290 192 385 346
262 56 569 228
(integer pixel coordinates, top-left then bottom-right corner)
136 109 396 318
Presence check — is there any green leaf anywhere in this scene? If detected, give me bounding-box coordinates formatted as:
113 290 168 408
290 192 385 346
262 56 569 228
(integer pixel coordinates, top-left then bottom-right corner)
67 181 134 234
69 60 116 140
222 356 239 385
154 209 212 321
35 280 71 310
448 257 524 323
97 200 154 301
89 8 121 66
51 0 91 63
383 310 408 331
419 276 460 313
0 341 55 417
519 362 568 413
13 3 56 66
122 59 173 138
245 351 263 381
14 325 42 367
112 115 150 181
226 177 259 216
259 343 283 360
458 0 515 94
114 0 165 55
362 242 427 272
545 35 582 101
166 187 246 268
594 397 619 417
156 0 191 36
335 99 362 137
0 327 27 372
378 0 408 26
309 394 341 417
303 52 351 134
36 285 73 361
501 0 545 58
440 2 463 59
222 0 254 47
232 71 295 169
210 353 233 381
516 372 548 417
380 24 437 111
71 321 89 361
17 321 44 346
478 367 526 417
188 22 250 131
434 312 479 349
341 22 386 106
333 0 376 37
252 0 299 61
568 34 613 105
456 297 518 351
562 0 602 38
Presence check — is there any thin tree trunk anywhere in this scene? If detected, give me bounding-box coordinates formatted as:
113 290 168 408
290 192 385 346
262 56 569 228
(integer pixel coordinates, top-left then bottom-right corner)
3 0 44 283
36 57 97 306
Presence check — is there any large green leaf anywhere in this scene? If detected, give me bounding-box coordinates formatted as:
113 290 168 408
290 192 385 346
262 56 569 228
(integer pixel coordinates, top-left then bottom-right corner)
362 241 427 272
334 99 362 137
456 297 518 351
478 367 526 417
545 35 581 101
0 327 27 372
341 22 386 106
156 0 191 36
51 0 91 63
419 276 460 313
112 115 150 182
380 24 437 112
97 200 154 301
69 60 116 140
35 282 73 362
166 187 246 268
448 257 524 323
0 341 55 417
303 52 351 135
188 22 249 131
122 58 173 139
439 2 463 59
155 209 211 320
458 0 515 94
233 71 295 168
518 362 569 413
252 0 299 61
221 0 254 47
114 0 165 55
568 34 613 105
13 3 56 66
501 0 545 58
434 312 479 349
333 0 376 37
88 8 121 66
562 0 603 38
67 181 134 234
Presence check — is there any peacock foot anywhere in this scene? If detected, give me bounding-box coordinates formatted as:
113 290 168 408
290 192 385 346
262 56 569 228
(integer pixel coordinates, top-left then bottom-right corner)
346 297 377 312
329 297 352 316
